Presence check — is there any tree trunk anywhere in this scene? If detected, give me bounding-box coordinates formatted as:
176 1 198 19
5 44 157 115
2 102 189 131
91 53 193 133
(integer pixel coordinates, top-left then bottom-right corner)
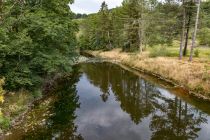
141 19 144 51
138 19 143 53
189 0 201 61
179 0 186 60
183 12 192 56
107 31 112 49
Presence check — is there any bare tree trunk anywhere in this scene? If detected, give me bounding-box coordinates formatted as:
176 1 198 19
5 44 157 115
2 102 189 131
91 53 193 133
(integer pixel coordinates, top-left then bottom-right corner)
179 0 186 60
141 19 144 51
138 19 143 53
107 31 112 49
189 0 201 62
183 12 192 56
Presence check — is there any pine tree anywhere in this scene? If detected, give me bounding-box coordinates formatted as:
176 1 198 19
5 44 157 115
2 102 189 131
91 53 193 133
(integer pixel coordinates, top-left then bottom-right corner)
122 0 145 52
98 1 113 50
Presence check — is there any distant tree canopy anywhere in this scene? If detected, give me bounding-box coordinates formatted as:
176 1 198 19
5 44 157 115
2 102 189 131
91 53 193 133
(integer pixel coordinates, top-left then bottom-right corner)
78 0 210 52
74 13 88 19
0 0 78 91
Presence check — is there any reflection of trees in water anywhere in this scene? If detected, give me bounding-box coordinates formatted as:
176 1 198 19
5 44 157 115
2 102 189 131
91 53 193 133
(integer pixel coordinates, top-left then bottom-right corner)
150 96 207 140
23 66 83 140
82 63 111 102
110 67 160 124
82 62 208 139
82 62 160 124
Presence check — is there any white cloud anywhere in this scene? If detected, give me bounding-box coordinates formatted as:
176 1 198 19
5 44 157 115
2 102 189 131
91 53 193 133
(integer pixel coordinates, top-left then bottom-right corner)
70 0 123 14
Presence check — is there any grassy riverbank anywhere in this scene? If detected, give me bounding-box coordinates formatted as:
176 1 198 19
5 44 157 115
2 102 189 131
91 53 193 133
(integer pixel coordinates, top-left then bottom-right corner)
0 90 34 133
86 49 210 100
0 78 41 133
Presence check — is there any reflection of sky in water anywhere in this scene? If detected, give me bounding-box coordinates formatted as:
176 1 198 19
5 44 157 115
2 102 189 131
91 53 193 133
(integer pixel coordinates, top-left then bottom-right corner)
76 74 152 140
75 70 210 140
198 115 210 139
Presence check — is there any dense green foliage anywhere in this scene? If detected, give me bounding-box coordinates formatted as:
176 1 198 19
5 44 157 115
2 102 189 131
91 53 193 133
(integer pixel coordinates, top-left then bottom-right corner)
198 27 210 46
78 0 182 51
198 1 210 46
78 0 210 52
79 2 113 50
74 13 88 19
0 0 78 90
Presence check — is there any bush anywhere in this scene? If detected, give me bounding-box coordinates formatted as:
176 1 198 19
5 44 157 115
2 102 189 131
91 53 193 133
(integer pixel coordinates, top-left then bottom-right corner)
194 49 200 57
149 46 171 57
198 27 210 46
0 115 10 130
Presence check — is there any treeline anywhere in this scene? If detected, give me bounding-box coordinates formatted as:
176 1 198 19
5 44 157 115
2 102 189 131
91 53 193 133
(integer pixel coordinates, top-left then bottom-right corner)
78 0 210 53
74 13 88 19
0 0 78 91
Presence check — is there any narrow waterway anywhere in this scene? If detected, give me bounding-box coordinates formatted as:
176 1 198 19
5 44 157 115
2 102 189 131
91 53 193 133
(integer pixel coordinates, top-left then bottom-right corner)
3 62 210 140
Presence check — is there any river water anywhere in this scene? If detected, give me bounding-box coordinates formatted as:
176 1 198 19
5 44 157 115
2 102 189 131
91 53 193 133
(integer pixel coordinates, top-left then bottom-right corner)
3 62 210 140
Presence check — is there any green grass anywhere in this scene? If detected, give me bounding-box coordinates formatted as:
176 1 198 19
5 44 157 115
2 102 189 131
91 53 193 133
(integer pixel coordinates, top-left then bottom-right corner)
0 115 10 130
148 41 210 59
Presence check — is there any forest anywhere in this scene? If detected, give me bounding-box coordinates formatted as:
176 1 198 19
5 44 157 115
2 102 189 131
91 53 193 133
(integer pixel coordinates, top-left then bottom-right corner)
0 0 210 139
78 0 210 54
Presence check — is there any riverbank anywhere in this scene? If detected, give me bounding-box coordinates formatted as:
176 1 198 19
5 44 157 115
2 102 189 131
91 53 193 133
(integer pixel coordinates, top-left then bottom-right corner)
0 72 78 134
85 49 210 101
0 90 34 134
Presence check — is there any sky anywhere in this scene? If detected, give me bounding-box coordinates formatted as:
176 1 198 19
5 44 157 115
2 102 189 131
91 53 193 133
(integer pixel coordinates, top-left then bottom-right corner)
70 0 123 14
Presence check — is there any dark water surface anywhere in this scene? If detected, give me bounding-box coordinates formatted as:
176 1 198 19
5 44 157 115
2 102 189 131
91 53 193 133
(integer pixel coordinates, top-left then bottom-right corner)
3 62 210 140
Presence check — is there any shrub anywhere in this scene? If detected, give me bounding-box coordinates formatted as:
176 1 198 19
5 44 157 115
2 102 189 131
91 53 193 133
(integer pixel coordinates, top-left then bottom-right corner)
0 115 10 130
198 27 210 46
149 46 171 57
194 49 200 57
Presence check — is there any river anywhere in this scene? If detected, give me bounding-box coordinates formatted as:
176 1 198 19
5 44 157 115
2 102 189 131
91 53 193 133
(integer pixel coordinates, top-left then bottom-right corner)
3 62 210 140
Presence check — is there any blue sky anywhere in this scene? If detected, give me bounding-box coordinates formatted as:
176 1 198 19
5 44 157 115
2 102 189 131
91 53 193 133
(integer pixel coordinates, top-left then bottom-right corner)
70 0 123 14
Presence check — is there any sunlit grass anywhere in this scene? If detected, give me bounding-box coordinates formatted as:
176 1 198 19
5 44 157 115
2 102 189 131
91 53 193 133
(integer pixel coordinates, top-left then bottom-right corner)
147 41 210 59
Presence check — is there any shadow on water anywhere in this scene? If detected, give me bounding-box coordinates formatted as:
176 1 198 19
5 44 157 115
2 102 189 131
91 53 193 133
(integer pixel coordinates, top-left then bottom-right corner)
3 66 83 140
3 62 210 140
